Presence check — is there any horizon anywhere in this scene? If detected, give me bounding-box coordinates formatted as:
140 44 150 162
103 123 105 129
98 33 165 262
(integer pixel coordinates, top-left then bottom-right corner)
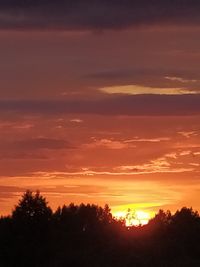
1 189 199 227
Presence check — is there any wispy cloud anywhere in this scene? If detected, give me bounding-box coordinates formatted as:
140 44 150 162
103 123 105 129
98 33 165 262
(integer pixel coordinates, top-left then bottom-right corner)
125 137 170 143
83 136 170 150
165 76 197 83
84 138 134 150
178 131 198 138
114 157 194 175
0 122 34 130
33 156 195 177
70 119 83 123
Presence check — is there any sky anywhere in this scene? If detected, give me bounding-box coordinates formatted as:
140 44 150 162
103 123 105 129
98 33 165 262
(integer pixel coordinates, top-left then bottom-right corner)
0 1 200 217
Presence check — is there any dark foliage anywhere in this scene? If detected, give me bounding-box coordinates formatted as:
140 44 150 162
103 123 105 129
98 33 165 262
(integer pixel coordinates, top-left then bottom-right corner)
0 190 200 267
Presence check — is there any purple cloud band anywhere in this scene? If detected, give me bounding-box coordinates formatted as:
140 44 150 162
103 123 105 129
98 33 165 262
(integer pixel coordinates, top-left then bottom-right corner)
0 94 200 116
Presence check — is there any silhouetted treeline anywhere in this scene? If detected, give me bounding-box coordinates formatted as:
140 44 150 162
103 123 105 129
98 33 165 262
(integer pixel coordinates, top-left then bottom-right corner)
0 190 200 267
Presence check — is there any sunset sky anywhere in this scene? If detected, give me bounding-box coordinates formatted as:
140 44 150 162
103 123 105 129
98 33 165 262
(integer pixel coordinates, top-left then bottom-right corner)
0 1 200 217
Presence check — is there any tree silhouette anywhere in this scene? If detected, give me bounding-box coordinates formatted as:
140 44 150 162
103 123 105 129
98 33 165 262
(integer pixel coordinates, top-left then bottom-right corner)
170 207 200 241
0 191 200 267
148 209 171 228
12 190 52 223
172 207 199 225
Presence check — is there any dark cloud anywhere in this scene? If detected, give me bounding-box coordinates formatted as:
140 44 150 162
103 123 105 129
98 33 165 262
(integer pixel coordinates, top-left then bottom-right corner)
0 0 200 30
0 152 49 160
14 138 73 150
0 138 74 152
0 94 200 116
86 68 198 81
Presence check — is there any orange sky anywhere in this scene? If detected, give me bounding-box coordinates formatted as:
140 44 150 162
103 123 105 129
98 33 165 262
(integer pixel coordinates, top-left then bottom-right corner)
0 114 199 216
0 21 200 216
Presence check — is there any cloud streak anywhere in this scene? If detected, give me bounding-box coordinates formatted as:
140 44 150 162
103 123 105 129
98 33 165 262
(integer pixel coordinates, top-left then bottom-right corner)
34 165 195 177
1 94 200 116
1 1 200 30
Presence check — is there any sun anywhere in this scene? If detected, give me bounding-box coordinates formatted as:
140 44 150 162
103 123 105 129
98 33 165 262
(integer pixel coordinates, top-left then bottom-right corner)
113 210 151 226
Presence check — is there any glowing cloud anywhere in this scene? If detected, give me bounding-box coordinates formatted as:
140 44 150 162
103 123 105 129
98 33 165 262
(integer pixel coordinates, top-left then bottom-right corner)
99 85 198 95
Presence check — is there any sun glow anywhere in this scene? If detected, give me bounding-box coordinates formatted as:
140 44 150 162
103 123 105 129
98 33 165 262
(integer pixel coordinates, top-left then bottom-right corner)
113 210 152 226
